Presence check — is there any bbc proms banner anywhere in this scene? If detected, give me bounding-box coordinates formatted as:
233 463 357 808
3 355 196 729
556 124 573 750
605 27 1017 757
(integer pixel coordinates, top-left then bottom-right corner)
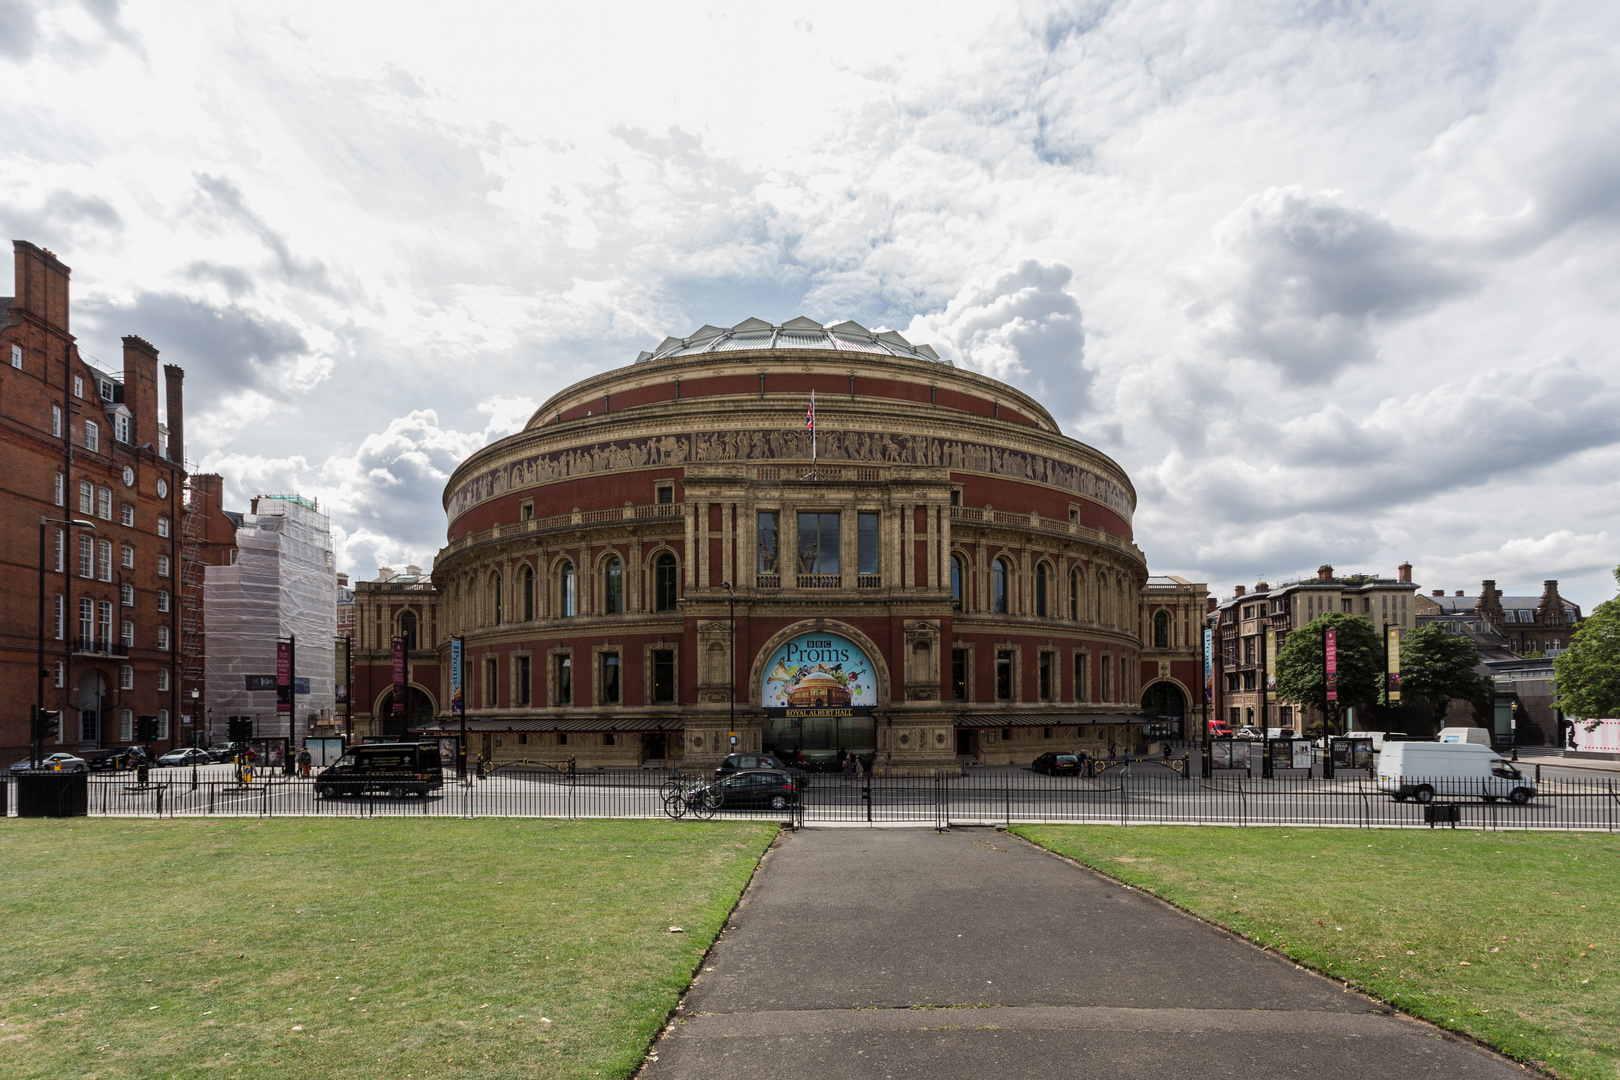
760 631 877 715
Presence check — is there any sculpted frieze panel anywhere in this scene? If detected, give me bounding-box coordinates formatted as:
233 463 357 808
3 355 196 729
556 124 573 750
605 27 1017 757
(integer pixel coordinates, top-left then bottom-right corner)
450 428 1131 524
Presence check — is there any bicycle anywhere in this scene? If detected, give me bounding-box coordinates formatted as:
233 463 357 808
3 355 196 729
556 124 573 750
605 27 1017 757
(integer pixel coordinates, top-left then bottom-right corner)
663 781 721 820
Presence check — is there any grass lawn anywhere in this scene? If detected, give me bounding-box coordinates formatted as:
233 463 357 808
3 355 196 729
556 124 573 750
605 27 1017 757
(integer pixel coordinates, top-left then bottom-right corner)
1013 826 1620 1080
0 818 776 1079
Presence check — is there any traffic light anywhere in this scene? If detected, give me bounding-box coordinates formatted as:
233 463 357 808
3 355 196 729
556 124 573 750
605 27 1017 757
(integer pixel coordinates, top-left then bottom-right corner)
228 716 253 741
34 709 60 742
136 714 159 741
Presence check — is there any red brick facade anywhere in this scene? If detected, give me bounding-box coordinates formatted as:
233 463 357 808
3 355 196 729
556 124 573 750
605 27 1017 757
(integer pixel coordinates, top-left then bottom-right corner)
1 242 187 760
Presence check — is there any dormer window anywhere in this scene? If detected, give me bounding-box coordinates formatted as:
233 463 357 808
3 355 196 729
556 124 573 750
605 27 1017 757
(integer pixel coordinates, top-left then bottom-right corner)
99 378 114 401
114 413 131 443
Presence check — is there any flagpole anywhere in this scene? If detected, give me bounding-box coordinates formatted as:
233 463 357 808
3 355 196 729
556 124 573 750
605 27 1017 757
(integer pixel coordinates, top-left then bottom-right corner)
810 390 816 465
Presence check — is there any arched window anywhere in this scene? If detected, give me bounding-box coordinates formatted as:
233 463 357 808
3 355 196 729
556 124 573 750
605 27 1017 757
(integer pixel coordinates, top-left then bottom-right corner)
490 572 503 625
1153 610 1169 648
992 557 1010 615
654 552 678 612
950 555 965 613
603 555 623 615
520 564 535 621
1095 572 1107 624
559 560 576 617
1035 562 1050 618
1069 569 1079 621
399 611 418 652
465 573 478 628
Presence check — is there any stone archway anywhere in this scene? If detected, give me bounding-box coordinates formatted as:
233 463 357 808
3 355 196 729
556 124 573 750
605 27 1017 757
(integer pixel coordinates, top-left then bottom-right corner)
374 685 437 739
1141 680 1187 720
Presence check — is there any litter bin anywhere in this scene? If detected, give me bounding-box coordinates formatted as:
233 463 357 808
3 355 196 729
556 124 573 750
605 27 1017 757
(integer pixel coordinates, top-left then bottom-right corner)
1423 802 1461 828
16 771 90 817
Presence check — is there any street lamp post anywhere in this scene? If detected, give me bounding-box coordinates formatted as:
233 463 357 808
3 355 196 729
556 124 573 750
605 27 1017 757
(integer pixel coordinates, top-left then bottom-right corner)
1510 701 1519 761
38 516 96 767
721 581 735 753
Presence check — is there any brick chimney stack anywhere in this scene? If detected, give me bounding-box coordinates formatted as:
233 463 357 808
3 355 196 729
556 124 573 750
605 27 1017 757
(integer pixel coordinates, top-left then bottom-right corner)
163 364 185 464
1234 585 1246 597
11 240 71 332
1432 589 1444 597
1537 580 1564 622
1477 580 1504 622
1317 564 1334 582
122 335 160 448
1398 561 1412 583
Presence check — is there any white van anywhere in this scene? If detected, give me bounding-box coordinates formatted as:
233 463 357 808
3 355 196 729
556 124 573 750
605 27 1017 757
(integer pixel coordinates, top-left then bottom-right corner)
1436 727 1491 746
1377 742 1535 804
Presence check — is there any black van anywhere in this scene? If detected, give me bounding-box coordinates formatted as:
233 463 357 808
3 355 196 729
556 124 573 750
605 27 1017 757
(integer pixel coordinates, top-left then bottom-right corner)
314 743 444 799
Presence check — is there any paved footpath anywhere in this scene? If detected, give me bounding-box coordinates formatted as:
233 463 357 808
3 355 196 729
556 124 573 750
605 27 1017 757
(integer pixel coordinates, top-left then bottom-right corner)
642 828 1527 1080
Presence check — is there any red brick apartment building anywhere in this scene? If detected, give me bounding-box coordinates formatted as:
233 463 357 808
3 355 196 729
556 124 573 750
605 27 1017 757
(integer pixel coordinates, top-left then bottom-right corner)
0 242 188 761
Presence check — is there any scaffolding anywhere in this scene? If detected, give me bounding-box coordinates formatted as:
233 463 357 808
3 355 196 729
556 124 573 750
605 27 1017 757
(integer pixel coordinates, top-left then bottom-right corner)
204 495 337 746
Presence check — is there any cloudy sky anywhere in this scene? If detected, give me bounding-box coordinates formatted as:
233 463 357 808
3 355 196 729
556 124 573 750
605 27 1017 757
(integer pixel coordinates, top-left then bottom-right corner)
4 0 1618 609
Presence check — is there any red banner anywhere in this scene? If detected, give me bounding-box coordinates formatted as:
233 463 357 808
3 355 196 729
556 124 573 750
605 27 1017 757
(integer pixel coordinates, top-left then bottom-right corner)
393 639 406 714
276 640 292 714
1324 627 1338 703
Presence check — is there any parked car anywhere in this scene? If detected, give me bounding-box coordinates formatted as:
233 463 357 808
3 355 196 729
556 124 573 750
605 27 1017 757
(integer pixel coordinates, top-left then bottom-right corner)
315 742 444 798
694 770 800 812
83 749 128 771
714 753 787 779
9 752 89 773
1235 726 1265 741
157 748 212 768
1377 742 1535 804
1207 722 1234 739
1032 752 1083 776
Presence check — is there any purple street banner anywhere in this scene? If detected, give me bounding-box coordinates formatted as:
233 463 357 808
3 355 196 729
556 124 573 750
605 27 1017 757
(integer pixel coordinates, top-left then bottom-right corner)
275 640 292 714
1325 627 1338 702
393 639 406 714
450 638 464 715
1387 626 1402 703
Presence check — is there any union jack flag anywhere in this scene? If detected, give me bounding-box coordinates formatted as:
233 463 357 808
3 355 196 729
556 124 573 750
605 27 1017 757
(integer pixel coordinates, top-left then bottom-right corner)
806 391 815 432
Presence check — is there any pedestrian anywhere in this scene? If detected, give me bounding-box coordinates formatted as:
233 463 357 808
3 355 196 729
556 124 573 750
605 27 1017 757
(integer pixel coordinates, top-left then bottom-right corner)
1162 742 1172 763
1107 742 1117 761
298 746 312 778
1121 748 1133 776
853 753 864 780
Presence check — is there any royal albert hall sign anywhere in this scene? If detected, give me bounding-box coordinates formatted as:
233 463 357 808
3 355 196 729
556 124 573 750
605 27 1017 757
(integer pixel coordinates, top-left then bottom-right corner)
760 632 878 717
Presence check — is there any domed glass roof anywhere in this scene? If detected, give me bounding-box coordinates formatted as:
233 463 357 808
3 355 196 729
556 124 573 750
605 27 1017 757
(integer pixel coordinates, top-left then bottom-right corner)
635 316 948 365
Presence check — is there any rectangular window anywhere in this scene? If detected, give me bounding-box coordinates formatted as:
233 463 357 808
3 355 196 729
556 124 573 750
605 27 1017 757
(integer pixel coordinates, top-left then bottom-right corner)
79 534 93 577
1038 652 1053 701
121 583 134 606
857 511 880 577
120 709 132 741
519 499 533 520
98 601 113 645
121 544 134 569
115 413 130 443
98 378 113 401
652 649 676 703
73 375 83 398
757 512 779 575
157 554 170 577
85 421 99 452
97 538 112 580
53 529 63 572
1101 655 1112 701
516 655 531 706
52 404 62 436
1074 652 1088 702
157 669 169 692
9 343 20 369
54 472 64 506
79 479 93 514
54 660 64 687
123 505 135 527
995 650 1014 701
157 710 169 740
157 515 169 537
157 590 169 613
952 648 968 701
655 484 674 505
555 654 572 706
602 651 621 704
121 620 134 648
80 597 94 644
97 486 112 519
484 657 498 709
156 626 169 650
54 595 64 640
120 664 134 690
796 511 840 578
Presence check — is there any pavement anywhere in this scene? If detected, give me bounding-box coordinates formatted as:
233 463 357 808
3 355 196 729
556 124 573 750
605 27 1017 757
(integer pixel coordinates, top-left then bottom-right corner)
641 828 1527 1079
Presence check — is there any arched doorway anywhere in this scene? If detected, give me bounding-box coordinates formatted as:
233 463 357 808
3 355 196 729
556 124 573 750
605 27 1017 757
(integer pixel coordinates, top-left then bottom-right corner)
376 686 436 739
1141 681 1186 719
77 669 107 746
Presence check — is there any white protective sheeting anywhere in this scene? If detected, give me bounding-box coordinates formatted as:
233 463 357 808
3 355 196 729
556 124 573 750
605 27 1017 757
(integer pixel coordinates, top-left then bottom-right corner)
203 496 336 744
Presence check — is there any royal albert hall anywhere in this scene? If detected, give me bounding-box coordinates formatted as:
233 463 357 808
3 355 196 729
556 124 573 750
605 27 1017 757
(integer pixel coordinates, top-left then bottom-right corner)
354 317 1206 772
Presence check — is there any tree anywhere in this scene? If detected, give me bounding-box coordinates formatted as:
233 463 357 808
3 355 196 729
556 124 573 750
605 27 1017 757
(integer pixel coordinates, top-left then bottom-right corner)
1554 565 1620 721
1397 623 1493 724
1274 613 1381 734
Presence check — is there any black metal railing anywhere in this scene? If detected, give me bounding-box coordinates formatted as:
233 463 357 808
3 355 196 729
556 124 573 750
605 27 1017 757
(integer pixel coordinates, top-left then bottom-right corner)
4 765 1615 831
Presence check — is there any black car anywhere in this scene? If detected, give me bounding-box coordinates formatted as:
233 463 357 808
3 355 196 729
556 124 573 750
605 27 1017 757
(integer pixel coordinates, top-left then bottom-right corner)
83 749 128 772
315 742 444 798
1032 752 1083 776
697 770 800 812
714 753 787 779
